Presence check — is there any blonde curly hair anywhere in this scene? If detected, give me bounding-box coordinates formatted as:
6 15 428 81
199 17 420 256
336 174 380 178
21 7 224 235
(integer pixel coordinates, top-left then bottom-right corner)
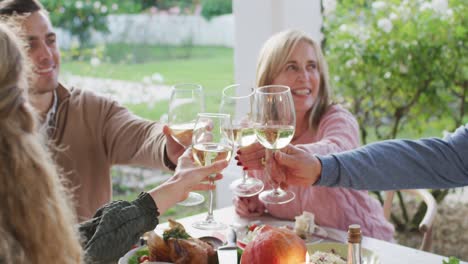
0 22 82 264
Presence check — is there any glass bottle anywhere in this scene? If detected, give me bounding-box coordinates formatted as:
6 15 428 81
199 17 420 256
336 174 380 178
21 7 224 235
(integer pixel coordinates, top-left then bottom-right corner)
347 224 362 264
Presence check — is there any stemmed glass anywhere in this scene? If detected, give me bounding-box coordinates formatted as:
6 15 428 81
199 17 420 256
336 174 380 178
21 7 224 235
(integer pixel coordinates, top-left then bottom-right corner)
192 113 234 230
219 84 264 197
252 85 296 204
168 83 205 206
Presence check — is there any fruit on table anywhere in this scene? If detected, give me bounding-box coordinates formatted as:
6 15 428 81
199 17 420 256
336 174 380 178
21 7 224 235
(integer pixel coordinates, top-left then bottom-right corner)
240 225 306 264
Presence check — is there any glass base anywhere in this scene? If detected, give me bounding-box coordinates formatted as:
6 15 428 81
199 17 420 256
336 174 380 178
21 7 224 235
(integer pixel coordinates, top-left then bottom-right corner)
259 188 295 204
230 178 264 197
177 192 204 206
192 219 227 230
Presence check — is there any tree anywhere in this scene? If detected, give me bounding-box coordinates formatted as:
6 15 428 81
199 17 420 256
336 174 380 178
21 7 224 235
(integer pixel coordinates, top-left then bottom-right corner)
323 0 467 232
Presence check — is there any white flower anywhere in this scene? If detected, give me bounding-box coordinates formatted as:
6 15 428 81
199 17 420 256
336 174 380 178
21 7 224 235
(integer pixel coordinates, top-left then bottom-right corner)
112 3 119 11
377 18 393 33
334 76 340 82
90 57 101 67
323 0 337 15
100 6 108 13
151 73 164 83
446 8 453 17
431 0 448 13
372 1 386 10
59 6 65 13
339 24 348 32
420 2 432 12
389 13 398 20
93 1 101 9
399 64 408 74
345 58 358 68
384 72 392 79
75 1 83 9
73 17 81 26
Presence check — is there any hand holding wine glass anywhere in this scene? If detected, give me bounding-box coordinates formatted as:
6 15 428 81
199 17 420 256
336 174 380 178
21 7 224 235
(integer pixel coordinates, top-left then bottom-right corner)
253 85 296 204
191 113 234 230
168 83 205 206
219 84 264 197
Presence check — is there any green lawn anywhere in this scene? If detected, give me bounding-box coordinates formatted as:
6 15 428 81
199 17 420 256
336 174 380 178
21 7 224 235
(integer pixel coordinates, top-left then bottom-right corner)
62 44 234 120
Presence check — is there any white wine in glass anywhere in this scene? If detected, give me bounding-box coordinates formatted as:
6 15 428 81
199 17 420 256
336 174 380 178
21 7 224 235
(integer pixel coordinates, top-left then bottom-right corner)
254 125 295 150
168 83 205 206
219 84 264 197
253 85 296 204
192 113 234 230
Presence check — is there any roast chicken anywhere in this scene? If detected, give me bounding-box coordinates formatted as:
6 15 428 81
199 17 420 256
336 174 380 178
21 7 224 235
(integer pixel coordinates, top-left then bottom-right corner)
147 219 217 264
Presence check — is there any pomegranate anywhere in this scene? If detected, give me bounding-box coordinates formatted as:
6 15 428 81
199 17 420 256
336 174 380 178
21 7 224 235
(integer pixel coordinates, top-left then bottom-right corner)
241 225 307 264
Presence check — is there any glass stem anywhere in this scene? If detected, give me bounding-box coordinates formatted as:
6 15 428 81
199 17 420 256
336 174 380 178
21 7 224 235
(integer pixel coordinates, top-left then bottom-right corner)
241 170 248 184
205 157 214 223
267 149 281 195
206 179 215 222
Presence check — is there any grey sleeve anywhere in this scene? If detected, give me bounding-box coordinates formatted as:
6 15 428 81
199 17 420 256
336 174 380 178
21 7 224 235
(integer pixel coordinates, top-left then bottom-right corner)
316 125 468 190
80 192 159 263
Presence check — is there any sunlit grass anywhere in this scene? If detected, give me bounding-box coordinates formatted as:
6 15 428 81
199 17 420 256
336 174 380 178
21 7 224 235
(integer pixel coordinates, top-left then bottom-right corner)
62 44 232 121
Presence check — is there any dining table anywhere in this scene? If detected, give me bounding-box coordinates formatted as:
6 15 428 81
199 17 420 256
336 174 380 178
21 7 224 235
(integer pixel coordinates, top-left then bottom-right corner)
153 206 467 264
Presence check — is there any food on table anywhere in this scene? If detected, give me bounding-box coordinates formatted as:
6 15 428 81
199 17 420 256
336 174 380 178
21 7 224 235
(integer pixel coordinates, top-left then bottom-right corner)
128 247 150 264
240 225 307 264
145 219 217 264
294 211 317 239
309 250 347 264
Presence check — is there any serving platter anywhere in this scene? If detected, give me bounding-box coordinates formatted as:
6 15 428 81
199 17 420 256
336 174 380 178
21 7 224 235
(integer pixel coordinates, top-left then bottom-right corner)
307 242 380 264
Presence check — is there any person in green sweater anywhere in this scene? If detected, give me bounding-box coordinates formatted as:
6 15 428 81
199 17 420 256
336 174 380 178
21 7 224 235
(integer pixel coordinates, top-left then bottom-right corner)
0 21 227 264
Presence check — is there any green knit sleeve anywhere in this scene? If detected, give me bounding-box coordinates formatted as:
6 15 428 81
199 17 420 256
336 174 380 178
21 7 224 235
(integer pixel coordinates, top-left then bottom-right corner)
79 192 160 263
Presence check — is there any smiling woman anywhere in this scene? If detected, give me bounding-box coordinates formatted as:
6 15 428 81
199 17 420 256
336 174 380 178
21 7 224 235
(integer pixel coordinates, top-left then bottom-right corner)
234 29 395 241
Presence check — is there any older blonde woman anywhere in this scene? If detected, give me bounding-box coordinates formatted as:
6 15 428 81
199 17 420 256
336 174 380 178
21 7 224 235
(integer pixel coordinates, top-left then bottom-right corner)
235 29 394 241
0 22 227 264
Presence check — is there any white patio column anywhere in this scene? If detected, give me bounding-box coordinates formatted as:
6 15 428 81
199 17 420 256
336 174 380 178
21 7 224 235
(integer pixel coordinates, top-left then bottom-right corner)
215 0 323 209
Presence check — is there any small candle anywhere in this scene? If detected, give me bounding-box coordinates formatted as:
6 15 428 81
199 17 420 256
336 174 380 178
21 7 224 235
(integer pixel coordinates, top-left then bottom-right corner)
305 251 310 263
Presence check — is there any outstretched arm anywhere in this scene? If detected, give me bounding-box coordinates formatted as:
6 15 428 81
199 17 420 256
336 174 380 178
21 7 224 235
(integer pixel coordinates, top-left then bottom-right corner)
318 125 468 190
272 125 468 190
80 148 228 263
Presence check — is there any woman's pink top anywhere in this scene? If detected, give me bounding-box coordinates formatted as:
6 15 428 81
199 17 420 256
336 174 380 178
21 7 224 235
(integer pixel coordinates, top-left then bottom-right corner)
248 104 394 241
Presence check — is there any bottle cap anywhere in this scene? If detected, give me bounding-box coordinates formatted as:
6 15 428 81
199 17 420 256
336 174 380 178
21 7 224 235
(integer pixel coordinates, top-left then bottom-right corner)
348 224 362 243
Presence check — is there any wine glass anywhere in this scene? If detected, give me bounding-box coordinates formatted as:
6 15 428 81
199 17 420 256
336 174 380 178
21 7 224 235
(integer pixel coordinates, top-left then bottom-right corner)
219 84 264 197
168 83 205 206
192 113 234 230
252 85 296 204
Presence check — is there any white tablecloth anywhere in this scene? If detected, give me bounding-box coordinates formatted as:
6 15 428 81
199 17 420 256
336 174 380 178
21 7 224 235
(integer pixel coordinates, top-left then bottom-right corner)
155 206 466 264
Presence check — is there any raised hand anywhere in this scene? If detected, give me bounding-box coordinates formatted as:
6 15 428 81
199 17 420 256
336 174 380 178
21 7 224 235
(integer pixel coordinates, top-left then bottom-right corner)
150 147 228 213
163 125 186 168
233 196 265 217
271 144 322 186
235 142 266 170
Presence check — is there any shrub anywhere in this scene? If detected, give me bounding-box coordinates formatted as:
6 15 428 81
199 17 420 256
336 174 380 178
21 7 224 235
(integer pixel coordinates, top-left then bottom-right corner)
201 0 232 20
323 0 467 232
324 0 467 143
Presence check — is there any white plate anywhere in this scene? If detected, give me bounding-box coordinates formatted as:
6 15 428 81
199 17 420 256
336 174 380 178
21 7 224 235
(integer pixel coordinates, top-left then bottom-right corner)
118 246 172 264
236 220 328 249
307 242 380 264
